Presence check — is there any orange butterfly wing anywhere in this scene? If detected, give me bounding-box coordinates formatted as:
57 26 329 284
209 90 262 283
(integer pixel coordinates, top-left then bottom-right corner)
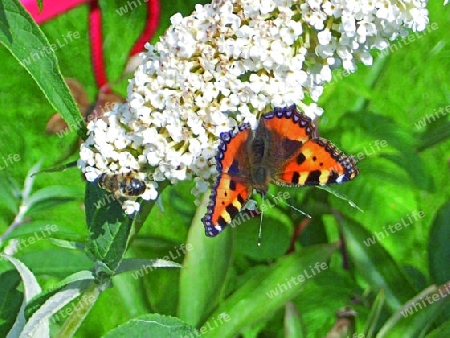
260 106 359 186
203 105 359 237
202 124 253 237
277 138 359 186
261 106 317 145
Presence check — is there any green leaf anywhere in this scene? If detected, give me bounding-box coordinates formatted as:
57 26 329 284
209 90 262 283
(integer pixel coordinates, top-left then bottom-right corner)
24 186 80 216
1 254 47 338
142 181 195 243
329 157 420 249
381 150 433 191
350 57 388 111
102 314 196 338
428 202 450 284
104 273 149 319
178 192 234 327
202 243 338 338
132 235 189 258
0 0 85 137
426 318 450 337
22 280 93 338
240 321 267 337
0 174 20 214
292 268 360 337
1 221 81 243
378 283 450 337
0 270 23 337
341 218 417 312
17 249 92 278
145 268 181 315
53 282 100 338
416 119 450 151
22 161 42 202
338 111 416 152
48 239 85 251
235 212 291 260
364 288 386 338
84 179 160 273
84 181 134 273
25 270 95 319
115 258 182 275
285 302 306 338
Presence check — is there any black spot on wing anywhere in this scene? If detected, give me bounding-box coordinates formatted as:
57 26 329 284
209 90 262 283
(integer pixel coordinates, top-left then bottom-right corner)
305 170 321 184
296 152 306 165
217 216 228 227
237 193 246 205
327 171 340 184
291 172 300 184
225 204 239 218
229 180 237 191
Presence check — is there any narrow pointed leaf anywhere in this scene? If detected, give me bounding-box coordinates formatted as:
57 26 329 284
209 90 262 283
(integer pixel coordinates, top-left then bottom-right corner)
203 243 338 337
48 239 85 251
0 271 23 337
2 221 81 243
341 219 417 311
102 314 196 338
25 271 95 319
1 255 46 338
20 280 92 338
178 191 234 327
24 186 80 216
0 0 85 137
56 283 100 338
0 174 20 214
17 249 92 277
426 319 450 337
378 282 450 337
115 258 181 275
428 202 450 284
285 302 306 338
364 288 386 338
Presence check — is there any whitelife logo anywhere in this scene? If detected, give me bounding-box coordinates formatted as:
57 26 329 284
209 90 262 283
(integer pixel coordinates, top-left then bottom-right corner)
363 211 425 247
266 262 328 299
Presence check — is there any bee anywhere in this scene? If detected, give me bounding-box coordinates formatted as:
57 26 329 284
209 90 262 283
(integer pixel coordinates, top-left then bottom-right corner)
98 171 146 198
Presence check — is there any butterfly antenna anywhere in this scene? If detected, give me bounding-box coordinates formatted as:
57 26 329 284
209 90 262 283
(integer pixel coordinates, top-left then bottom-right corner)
268 192 312 219
316 186 364 212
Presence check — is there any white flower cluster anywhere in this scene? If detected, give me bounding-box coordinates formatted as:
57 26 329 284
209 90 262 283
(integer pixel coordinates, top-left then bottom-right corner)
78 0 428 214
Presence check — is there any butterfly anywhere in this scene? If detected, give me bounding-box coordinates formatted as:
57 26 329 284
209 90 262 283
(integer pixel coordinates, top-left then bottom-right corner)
202 105 359 237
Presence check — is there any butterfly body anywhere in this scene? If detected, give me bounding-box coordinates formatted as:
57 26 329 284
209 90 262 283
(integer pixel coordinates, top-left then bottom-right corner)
202 105 359 237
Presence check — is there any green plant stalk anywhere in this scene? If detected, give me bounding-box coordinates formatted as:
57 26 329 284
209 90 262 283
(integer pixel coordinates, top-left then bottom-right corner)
351 56 389 112
56 283 100 338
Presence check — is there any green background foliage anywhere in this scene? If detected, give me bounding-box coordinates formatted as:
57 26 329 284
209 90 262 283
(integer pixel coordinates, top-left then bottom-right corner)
0 0 449 337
